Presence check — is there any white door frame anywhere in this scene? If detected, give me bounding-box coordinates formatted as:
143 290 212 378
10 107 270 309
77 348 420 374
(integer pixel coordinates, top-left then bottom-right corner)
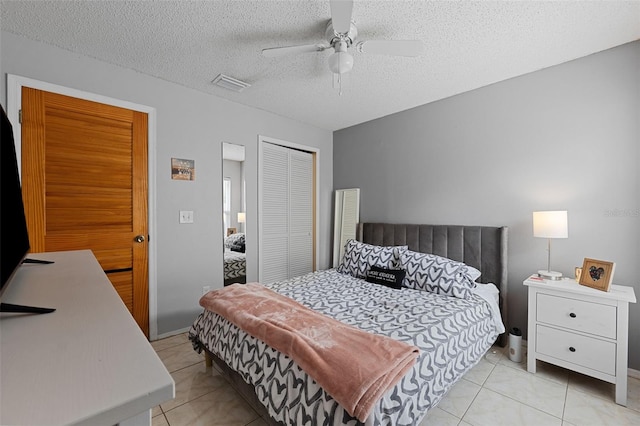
258 135 320 282
6 74 160 340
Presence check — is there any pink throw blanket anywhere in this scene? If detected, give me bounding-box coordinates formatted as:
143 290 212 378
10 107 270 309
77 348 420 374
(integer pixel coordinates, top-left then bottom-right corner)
199 282 419 422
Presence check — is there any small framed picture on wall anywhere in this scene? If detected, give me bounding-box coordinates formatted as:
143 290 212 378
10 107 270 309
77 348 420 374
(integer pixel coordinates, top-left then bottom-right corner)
578 258 615 292
171 158 195 181
227 227 237 236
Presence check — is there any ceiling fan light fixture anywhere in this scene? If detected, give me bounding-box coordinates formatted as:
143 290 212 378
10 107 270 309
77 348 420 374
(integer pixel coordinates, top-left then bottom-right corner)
328 50 353 74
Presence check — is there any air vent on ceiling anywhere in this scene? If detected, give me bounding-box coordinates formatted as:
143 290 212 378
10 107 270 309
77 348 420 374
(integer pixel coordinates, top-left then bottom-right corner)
211 74 251 92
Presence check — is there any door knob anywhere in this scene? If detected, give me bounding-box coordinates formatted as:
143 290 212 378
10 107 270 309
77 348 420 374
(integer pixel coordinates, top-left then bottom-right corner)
134 235 145 243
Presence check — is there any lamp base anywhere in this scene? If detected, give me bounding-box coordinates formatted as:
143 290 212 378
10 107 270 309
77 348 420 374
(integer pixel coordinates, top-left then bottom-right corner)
538 270 563 280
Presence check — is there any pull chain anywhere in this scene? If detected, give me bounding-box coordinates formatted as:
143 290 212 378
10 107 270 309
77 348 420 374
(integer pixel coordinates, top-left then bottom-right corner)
332 73 345 96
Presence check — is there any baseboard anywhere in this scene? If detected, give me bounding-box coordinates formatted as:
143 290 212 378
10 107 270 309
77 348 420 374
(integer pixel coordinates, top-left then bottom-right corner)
154 326 191 341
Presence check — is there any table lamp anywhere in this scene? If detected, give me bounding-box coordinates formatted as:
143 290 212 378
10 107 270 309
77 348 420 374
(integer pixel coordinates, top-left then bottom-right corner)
237 212 246 232
533 210 568 280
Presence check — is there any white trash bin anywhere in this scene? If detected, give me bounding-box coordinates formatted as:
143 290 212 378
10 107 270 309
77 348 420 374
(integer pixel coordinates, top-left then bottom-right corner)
508 327 523 363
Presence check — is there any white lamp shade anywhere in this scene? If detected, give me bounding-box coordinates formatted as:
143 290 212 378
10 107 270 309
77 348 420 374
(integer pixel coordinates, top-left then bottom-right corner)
237 212 246 223
533 210 568 239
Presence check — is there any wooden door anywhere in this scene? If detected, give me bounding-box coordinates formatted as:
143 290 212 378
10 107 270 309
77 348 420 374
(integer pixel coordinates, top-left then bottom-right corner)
20 88 149 336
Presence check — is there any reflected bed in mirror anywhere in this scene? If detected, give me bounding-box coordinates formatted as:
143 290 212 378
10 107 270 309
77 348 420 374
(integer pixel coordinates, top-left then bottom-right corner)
222 142 247 286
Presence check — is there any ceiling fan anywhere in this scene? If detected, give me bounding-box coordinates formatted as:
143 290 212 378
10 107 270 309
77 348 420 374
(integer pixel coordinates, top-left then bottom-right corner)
261 0 424 76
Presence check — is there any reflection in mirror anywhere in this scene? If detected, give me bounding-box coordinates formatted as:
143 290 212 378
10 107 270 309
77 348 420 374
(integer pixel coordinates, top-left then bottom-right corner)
222 142 246 286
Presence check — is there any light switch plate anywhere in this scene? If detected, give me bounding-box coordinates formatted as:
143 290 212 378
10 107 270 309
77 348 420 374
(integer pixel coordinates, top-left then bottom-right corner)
179 210 194 224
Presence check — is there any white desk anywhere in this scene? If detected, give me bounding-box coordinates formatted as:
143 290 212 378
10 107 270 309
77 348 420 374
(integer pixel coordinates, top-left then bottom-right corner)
1 250 174 425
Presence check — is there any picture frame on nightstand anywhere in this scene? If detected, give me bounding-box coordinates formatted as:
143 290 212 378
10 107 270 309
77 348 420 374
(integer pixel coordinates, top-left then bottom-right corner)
574 266 582 282
578 257 615 292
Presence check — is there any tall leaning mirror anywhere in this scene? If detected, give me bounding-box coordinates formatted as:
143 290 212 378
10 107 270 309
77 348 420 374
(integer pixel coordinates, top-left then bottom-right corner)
222 142 246 286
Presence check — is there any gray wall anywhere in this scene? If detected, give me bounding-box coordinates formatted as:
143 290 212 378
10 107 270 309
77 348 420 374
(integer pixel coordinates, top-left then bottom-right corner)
334 41 640 369
1 31 333 336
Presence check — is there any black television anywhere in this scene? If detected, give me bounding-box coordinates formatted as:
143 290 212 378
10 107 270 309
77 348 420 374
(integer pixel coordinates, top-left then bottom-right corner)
0 105 54 313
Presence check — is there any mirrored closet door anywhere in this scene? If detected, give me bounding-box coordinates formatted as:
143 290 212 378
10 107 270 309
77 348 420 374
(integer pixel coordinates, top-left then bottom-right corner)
222 142 247 286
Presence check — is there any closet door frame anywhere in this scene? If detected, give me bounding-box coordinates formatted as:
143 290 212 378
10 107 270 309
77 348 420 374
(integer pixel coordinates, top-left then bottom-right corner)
258 135 319 282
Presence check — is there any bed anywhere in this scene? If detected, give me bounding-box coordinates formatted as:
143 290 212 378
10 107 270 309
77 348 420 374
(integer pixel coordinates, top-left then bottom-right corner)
223 233 246 286
190 223 508 425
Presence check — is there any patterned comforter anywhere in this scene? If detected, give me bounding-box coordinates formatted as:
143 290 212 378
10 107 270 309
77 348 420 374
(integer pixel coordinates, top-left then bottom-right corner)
223 249 246 280
189 269 500 426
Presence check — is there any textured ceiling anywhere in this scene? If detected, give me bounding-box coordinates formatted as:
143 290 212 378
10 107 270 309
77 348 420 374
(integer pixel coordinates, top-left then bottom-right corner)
2 1 639 131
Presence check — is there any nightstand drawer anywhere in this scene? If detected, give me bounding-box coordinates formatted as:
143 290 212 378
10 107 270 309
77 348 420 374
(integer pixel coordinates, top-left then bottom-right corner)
536 325 616 375
536 293 616 339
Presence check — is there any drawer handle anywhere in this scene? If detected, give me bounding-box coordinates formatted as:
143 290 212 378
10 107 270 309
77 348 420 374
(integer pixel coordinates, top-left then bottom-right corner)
569 347 576 352
569 313 577 318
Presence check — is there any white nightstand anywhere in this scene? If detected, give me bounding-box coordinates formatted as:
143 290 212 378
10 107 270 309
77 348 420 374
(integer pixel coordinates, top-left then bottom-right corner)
524 275 636 406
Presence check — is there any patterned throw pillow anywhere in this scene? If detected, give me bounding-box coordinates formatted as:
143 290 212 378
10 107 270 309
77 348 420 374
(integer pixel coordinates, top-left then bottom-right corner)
337 239 407 279
466 265 482 282
400 250 477 299
224 232 245 249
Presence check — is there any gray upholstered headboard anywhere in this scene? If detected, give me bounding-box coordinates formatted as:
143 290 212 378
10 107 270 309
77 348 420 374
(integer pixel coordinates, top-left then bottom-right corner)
357 223 508 346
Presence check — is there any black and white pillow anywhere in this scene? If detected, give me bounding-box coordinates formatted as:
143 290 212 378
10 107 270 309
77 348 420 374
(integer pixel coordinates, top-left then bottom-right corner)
366 265 405 290
224 232 245 249
230 243 245 253
399 250 477 299
336 239 407 279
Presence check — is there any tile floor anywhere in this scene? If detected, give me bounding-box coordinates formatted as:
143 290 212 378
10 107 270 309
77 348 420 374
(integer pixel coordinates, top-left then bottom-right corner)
151 334 640 426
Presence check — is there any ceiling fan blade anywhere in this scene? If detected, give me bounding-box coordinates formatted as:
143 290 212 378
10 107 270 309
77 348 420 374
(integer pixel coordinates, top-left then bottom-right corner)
330 0 354 34
356 40 424 57
262 44 329 57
